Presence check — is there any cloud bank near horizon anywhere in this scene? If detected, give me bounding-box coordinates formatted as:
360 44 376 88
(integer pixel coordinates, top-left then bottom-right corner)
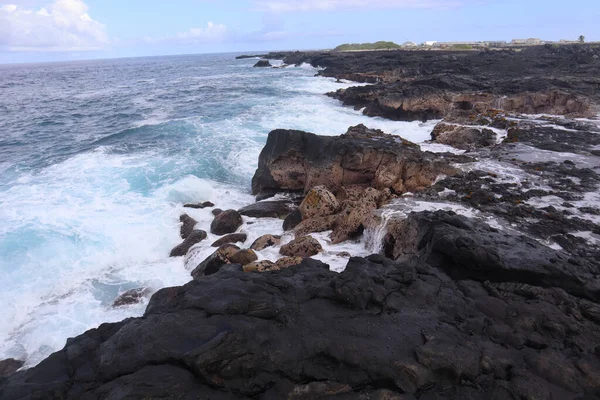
0 0 107 51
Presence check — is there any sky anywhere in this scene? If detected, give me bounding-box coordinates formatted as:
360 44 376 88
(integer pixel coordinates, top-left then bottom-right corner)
0 0 598 63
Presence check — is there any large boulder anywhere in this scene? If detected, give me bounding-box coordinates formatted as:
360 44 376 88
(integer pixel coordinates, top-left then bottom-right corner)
299 186 340 219
252 124 455 196
238 201 295 219
210 210 243 235
280 236 323 258
169 230 207 257
293 187 391 243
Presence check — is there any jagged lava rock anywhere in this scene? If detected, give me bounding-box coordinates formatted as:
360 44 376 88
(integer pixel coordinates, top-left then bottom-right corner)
210 209 243 235
169 229 207 257
383 210 600 302
252 124 455 196
3 253 599 399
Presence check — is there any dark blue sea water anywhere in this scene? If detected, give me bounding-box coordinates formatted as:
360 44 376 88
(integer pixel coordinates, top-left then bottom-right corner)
0 53 435 367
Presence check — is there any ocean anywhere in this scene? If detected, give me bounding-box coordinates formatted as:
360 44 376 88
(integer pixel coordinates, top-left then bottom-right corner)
0 53 438 367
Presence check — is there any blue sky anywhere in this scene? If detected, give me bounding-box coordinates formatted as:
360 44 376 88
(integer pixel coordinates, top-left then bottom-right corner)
0 0 598 63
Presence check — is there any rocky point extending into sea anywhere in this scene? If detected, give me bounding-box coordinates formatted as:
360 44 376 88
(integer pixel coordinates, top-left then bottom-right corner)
2 45 600 399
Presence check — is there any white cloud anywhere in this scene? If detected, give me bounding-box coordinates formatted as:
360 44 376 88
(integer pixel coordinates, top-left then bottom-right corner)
253 0 474 12
144 21 228 45
0 0 108 51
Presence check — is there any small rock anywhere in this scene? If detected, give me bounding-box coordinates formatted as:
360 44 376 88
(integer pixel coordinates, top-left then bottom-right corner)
280 236 323 258
243 260 278 273
112 288 152 307
191 244 240 278
210 210 243 235
184 201 214 209
336 252 352 258
275 257 303 269
179 214 197 239
229 249 258 265
0 359 24 377
170 230 207 257
250 234 282 251
299 186 340 219
283 209 302 231
254 60 272 68
212 208 223 216
211 233 248 247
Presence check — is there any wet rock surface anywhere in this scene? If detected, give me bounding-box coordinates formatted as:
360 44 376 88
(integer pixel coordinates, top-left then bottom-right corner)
169 229 207 257
211 233 248 247
112 288 152 308
3 248 599 399
280 235 323 258
211 210 243 235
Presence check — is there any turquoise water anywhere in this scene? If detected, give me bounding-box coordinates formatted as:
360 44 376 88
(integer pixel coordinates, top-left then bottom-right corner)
0 53 436 367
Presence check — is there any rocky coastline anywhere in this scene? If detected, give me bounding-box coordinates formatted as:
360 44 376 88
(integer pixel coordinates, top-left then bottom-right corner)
2 47 600 399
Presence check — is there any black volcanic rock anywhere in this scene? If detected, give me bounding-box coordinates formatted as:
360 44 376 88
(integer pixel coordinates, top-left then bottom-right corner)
3 240 600 399
382 210 600 303
253 60 272 68
169 229 207 257
265 46 600 121
251 125 454 195
238 200 295 218
210 210 243 235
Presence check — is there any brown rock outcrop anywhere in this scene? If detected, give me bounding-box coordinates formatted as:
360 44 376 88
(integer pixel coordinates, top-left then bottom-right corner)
252 124 455 197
